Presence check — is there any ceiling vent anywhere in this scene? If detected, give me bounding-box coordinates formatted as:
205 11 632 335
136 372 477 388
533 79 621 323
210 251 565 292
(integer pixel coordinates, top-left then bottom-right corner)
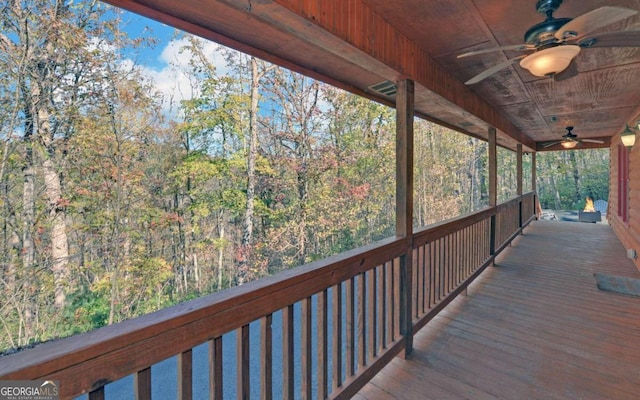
368 80 397 97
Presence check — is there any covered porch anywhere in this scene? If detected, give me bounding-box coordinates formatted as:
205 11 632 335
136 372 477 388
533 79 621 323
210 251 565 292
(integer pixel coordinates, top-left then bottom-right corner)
2 0 639 398
359 220 640 400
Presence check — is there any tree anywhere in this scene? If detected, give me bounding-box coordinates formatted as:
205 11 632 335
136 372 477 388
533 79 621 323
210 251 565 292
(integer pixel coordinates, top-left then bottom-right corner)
0 1 111 343
536 149 609 210
0 0 166 345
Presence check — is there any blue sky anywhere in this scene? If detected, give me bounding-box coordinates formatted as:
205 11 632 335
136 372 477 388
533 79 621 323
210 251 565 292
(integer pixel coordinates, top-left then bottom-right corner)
118 11 176 68
107 5 234 117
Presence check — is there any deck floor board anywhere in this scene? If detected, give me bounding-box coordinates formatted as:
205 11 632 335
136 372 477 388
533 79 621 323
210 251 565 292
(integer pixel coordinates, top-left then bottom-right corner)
359 221 640 399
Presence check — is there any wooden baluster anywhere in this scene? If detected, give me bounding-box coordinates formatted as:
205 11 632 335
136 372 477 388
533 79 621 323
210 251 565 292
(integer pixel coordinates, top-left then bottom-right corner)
135 367 151 400
261 314 272 400
377 264 386 352
332 283 343 391
439 238 445 301
367 269 376 361
357 273 366 369
471 224 475 271
178 349 193 400
346 277 355 377
88 387 104 400
455 231 460 286
415 247 422 318
237 324 250 400
447 234 453 293
282 305 294 400
301 297 312 400
429 241 435 308
209 336 223 400
393 258 401 341
385 261 393 344
446 234 450 293
317 290 328 399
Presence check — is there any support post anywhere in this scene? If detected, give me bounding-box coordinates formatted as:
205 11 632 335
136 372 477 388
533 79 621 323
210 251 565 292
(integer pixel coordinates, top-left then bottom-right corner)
517 144 523 229
489 127 497 259
516 144 523 196
396 79 414 358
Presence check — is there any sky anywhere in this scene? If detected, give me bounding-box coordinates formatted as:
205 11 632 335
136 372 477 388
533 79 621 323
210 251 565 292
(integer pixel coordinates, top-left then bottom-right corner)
114 8 234 117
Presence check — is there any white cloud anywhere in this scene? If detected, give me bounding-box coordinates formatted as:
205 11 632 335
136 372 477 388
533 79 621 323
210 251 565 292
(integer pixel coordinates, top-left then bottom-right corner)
138 36 236 118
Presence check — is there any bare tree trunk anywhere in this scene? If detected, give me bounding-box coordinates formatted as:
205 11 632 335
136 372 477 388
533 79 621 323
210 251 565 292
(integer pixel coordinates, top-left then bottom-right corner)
108 259 117 325
22 142 35 337
569 150 581 205
32 35 70 309
243 57 259 248
545 156 561 210
217 210 225 289
193 253 200 292
238 57 260 285
42 157 69 308
21 95 36 339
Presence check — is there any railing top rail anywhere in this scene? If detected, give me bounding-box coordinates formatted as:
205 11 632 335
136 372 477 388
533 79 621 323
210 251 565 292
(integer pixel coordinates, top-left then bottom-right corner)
413 206 494 246
496 191 535 212
0 236 407 384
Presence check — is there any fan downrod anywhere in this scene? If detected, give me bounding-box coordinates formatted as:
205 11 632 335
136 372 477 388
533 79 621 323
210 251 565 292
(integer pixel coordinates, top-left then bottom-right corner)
563 126 577 139
536 0 563 16
525 0 570 44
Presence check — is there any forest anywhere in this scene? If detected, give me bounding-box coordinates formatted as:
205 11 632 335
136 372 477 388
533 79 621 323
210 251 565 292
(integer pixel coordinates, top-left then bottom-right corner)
0 1 608 352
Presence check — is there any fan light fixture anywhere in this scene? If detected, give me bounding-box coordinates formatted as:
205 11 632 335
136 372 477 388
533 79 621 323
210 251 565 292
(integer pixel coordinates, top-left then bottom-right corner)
519 45 581 77
560 140 578 149
621 124 636 148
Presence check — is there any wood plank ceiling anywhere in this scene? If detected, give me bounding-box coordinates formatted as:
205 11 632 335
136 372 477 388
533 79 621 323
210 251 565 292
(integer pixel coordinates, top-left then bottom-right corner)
105 0 640 152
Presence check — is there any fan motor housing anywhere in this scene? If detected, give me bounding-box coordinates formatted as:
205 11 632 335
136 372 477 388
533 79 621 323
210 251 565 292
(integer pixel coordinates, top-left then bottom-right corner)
524 17 572 44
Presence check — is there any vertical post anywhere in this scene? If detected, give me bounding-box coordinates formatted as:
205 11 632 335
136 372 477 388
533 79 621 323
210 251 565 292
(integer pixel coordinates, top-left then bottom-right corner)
531 152 537 192
237 325 250 400
178 349 193 400
396 79 414 357
516 144 523 196
488 127 497 259
517 144 523 229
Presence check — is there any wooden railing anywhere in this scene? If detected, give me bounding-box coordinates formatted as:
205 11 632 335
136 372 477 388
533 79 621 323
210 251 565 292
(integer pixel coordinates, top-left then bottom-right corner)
0 191 537 400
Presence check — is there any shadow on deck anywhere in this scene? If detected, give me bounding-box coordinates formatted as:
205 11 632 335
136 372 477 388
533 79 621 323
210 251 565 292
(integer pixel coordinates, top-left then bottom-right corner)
357 220 640 400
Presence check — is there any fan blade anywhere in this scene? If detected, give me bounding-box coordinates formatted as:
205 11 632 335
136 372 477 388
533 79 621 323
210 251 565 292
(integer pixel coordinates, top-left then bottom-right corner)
555 7 637 41
553 58 579 82
581 138 605 144
457 44 534 58
542 141 561 148
464 56 525 85
578 31 640 48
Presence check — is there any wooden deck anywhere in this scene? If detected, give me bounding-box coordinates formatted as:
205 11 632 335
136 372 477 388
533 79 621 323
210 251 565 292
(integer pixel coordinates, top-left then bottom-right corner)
356 220 640 400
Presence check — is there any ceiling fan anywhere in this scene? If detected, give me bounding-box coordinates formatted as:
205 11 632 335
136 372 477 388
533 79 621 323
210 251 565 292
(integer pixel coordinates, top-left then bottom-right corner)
459 0 640 84
542 126 605 149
